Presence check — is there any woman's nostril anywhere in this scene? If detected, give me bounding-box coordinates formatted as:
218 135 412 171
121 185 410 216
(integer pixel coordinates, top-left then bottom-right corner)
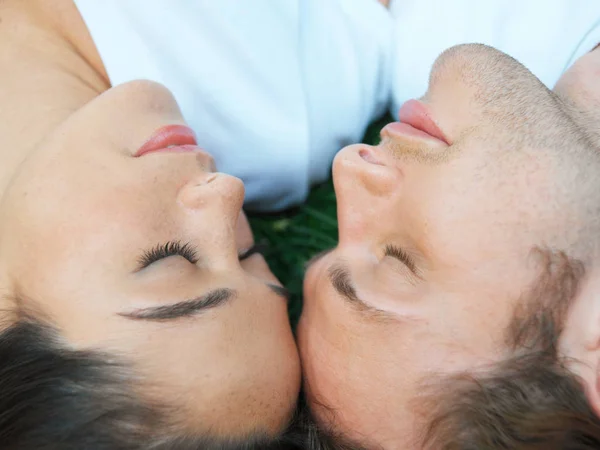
202 173 217 185
359 147 384 166
195 152 216 172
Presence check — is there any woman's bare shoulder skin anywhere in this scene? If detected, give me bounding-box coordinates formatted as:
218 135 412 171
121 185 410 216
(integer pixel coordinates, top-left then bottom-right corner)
0 0 108 192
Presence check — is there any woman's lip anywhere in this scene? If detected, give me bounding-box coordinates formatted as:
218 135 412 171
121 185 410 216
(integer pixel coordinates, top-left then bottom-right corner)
396 99 450 145
135 124 198 156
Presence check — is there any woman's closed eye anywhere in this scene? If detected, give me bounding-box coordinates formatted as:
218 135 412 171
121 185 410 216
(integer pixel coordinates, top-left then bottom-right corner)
137 241 268 270
238 242 268 261
138 240 198 269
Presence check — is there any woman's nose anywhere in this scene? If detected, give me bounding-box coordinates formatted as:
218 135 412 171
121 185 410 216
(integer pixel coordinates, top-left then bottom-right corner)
177 172 245 216
177 172 245 267
195 149 217 172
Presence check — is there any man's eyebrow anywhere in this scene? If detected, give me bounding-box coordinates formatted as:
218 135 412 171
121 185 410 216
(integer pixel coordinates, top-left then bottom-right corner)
119 288 235 321
328 263 395 321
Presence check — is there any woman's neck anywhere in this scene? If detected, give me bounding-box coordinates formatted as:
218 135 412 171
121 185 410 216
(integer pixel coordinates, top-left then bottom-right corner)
0 0 108 194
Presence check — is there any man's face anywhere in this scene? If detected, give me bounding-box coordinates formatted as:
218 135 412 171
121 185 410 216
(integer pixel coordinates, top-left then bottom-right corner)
298 44 598 448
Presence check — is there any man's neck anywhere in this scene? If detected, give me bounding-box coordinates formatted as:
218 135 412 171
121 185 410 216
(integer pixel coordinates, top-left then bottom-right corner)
0 0 108 194
553 47 600 148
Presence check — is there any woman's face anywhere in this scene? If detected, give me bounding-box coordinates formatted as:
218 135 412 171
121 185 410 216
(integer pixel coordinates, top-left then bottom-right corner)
0 80 300 437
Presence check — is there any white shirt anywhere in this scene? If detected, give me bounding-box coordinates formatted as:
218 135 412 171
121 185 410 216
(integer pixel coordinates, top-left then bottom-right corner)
388 0 600 118
75 0 600 211
74 0 392 211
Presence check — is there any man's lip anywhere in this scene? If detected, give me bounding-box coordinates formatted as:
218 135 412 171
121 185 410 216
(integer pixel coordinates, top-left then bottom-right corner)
135 124 198 156
394 99 450 145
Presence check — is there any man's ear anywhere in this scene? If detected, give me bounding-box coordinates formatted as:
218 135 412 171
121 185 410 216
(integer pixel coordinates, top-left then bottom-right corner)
560 267 600 419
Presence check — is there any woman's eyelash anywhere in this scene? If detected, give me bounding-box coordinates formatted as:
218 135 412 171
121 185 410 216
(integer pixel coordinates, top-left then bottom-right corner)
238 242 269 261
138 241 199 268
137 240 268 269
384 244 417 273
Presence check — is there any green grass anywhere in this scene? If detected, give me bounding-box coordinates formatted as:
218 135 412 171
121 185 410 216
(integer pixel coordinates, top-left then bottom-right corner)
248 113 393 325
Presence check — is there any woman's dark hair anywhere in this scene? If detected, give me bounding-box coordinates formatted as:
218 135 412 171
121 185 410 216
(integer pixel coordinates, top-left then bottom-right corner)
0 317 304 450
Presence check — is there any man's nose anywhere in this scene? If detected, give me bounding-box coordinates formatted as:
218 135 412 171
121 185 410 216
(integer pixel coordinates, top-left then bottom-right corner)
332 144 402 243
333 143 400 198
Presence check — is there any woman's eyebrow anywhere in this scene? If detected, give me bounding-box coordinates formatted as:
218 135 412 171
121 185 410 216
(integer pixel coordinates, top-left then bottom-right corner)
119 288 235 321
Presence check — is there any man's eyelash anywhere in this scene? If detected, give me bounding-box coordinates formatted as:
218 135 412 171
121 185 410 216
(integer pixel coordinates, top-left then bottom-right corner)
384 244 417 273
138 241 198 268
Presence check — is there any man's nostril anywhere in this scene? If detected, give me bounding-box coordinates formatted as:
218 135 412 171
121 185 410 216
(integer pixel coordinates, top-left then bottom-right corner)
359 147 384 166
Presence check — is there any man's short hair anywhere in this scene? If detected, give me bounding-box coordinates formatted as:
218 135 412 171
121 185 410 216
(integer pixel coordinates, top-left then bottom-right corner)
0 315 304 450
303 251 600 450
